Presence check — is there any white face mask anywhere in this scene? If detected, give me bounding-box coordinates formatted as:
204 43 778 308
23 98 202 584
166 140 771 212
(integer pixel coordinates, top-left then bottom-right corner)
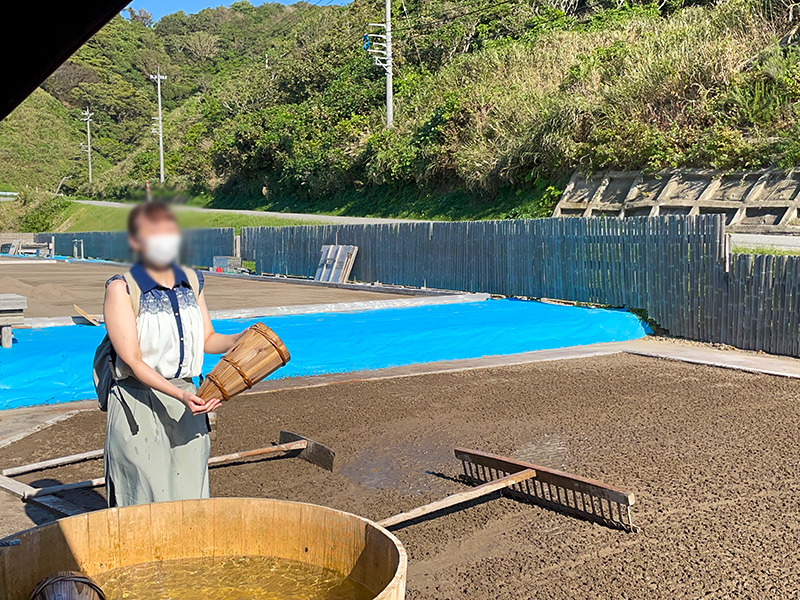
142 233 181 267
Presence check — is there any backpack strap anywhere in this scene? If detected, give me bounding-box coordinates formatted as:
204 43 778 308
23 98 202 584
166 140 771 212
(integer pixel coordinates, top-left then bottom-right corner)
122 271 141 317
181 265 201 298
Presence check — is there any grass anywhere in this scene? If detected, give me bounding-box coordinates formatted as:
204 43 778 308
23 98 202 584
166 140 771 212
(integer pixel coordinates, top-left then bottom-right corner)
0 201 20 231
207 179 565 221
55 202 324 234
732 245 800 256
0 89 84 191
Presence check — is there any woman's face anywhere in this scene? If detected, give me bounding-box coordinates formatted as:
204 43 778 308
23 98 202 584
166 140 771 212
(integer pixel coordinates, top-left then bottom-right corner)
130 216 182 268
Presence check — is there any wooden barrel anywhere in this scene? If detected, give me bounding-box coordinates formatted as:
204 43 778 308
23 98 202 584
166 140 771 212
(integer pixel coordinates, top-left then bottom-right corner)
197 322 290 401
29 571 105 600
0 499 406 600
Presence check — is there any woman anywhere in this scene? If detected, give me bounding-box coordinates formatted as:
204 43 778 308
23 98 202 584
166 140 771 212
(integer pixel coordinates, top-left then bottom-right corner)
103 202 246 507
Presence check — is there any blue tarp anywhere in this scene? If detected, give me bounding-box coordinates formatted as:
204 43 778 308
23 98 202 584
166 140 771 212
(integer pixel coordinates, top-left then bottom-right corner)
0 299 649 410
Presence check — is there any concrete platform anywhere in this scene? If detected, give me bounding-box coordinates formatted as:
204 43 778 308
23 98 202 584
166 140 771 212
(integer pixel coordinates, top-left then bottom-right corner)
622 338 800 378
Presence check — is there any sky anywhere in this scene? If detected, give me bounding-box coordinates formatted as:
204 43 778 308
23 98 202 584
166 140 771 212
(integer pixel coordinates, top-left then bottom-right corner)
128 0 350 21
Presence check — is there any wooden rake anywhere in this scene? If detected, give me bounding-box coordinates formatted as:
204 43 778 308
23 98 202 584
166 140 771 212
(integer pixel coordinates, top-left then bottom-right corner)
0 431 334 506
378 448 638 532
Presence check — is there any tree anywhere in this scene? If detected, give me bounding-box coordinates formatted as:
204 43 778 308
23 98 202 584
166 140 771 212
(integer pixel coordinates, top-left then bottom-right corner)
184 31 220 61
127 8 154 27
43 62 99 106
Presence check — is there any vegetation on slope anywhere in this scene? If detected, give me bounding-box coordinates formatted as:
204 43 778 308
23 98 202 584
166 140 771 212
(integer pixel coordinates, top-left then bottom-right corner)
0 89 88 191
3 0 800 219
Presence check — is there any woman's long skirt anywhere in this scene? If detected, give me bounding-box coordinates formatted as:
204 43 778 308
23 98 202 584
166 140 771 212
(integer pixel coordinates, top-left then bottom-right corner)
105 377 210 507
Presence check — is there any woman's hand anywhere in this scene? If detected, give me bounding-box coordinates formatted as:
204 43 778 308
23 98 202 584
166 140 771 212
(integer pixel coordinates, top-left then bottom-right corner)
236 325 255 342
180 390 222 415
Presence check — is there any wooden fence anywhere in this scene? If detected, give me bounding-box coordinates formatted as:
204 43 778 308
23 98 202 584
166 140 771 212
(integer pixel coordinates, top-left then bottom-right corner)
242 215 800 356
36 228 235 268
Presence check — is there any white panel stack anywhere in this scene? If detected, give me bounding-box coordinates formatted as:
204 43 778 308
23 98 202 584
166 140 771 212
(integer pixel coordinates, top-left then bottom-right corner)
314 245 358 284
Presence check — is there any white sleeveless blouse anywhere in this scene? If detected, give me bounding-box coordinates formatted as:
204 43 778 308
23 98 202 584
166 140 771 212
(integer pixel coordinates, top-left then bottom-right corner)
108 264 205 380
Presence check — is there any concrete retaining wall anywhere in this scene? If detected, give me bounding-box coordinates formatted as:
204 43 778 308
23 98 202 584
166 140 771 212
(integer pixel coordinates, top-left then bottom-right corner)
555 169 800 233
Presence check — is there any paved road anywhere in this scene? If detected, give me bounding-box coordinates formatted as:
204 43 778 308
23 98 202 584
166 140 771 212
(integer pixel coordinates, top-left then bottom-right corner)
73 199 420 225
731 233 800 251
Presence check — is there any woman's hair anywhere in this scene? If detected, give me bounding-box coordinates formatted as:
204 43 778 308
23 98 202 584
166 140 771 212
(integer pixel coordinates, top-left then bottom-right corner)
127 201 178 236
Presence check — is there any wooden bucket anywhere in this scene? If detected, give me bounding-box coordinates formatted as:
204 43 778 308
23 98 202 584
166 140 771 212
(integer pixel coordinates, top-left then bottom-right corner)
29 571 105 600
0 499 406 600
197 322 290 401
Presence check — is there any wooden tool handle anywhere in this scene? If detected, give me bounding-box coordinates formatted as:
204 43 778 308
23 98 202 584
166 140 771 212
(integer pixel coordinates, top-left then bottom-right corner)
20 441 309 499
377 469 536 528
207 440 307 466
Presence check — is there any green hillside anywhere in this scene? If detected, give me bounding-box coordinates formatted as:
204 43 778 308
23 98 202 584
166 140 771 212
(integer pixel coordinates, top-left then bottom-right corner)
0 89 85 191
2 0 798 219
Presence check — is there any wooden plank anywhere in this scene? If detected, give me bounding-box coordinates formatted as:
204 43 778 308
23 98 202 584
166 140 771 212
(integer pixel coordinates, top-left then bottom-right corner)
377 469 536 528
0 327 11 349
2 449 103 477
23 478 105 499
454 447 635 506
279 431 336 472
0 313 24 326
73 305 100 326
0 474 32 499
0 295 27 310
116 503 153 566
0 474 83 516
150 500 184 562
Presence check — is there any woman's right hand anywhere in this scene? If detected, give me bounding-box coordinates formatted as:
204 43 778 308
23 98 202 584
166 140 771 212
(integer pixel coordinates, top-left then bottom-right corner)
180 390 222 415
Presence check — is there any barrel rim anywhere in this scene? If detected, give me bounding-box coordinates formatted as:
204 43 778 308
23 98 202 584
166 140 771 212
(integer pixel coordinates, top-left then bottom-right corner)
3 498 407 600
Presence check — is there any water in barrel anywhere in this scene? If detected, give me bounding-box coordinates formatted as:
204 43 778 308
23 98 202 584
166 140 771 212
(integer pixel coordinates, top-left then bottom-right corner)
92 555 374 600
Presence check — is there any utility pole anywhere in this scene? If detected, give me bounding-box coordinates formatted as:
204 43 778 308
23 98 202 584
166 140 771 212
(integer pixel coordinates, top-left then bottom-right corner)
149 67 167 184
364 0 393 129
80 108 93 184
385 0 393 129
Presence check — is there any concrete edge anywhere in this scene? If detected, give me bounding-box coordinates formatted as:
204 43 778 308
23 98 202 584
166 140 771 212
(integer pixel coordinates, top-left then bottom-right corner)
623 348 800 379
206 293 489 320
22 293 490 328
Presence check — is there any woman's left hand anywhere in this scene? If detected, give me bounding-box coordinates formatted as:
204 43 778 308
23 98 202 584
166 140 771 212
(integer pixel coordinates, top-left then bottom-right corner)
180 390 222 415
235 325 255 342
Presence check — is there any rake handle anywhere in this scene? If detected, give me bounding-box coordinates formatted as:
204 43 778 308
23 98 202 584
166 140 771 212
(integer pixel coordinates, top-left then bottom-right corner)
377 468 537 529
207 440 307 466
21 441 309 500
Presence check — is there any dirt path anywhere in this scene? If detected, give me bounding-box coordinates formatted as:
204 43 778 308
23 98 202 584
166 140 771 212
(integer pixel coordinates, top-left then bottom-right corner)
1 354 799 598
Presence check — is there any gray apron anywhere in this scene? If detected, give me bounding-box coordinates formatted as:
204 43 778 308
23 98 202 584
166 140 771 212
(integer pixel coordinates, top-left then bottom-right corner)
104 377 210 507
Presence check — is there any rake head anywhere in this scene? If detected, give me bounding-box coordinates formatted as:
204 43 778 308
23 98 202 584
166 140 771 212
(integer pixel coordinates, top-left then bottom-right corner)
279 431 336 472
455 448 638 532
